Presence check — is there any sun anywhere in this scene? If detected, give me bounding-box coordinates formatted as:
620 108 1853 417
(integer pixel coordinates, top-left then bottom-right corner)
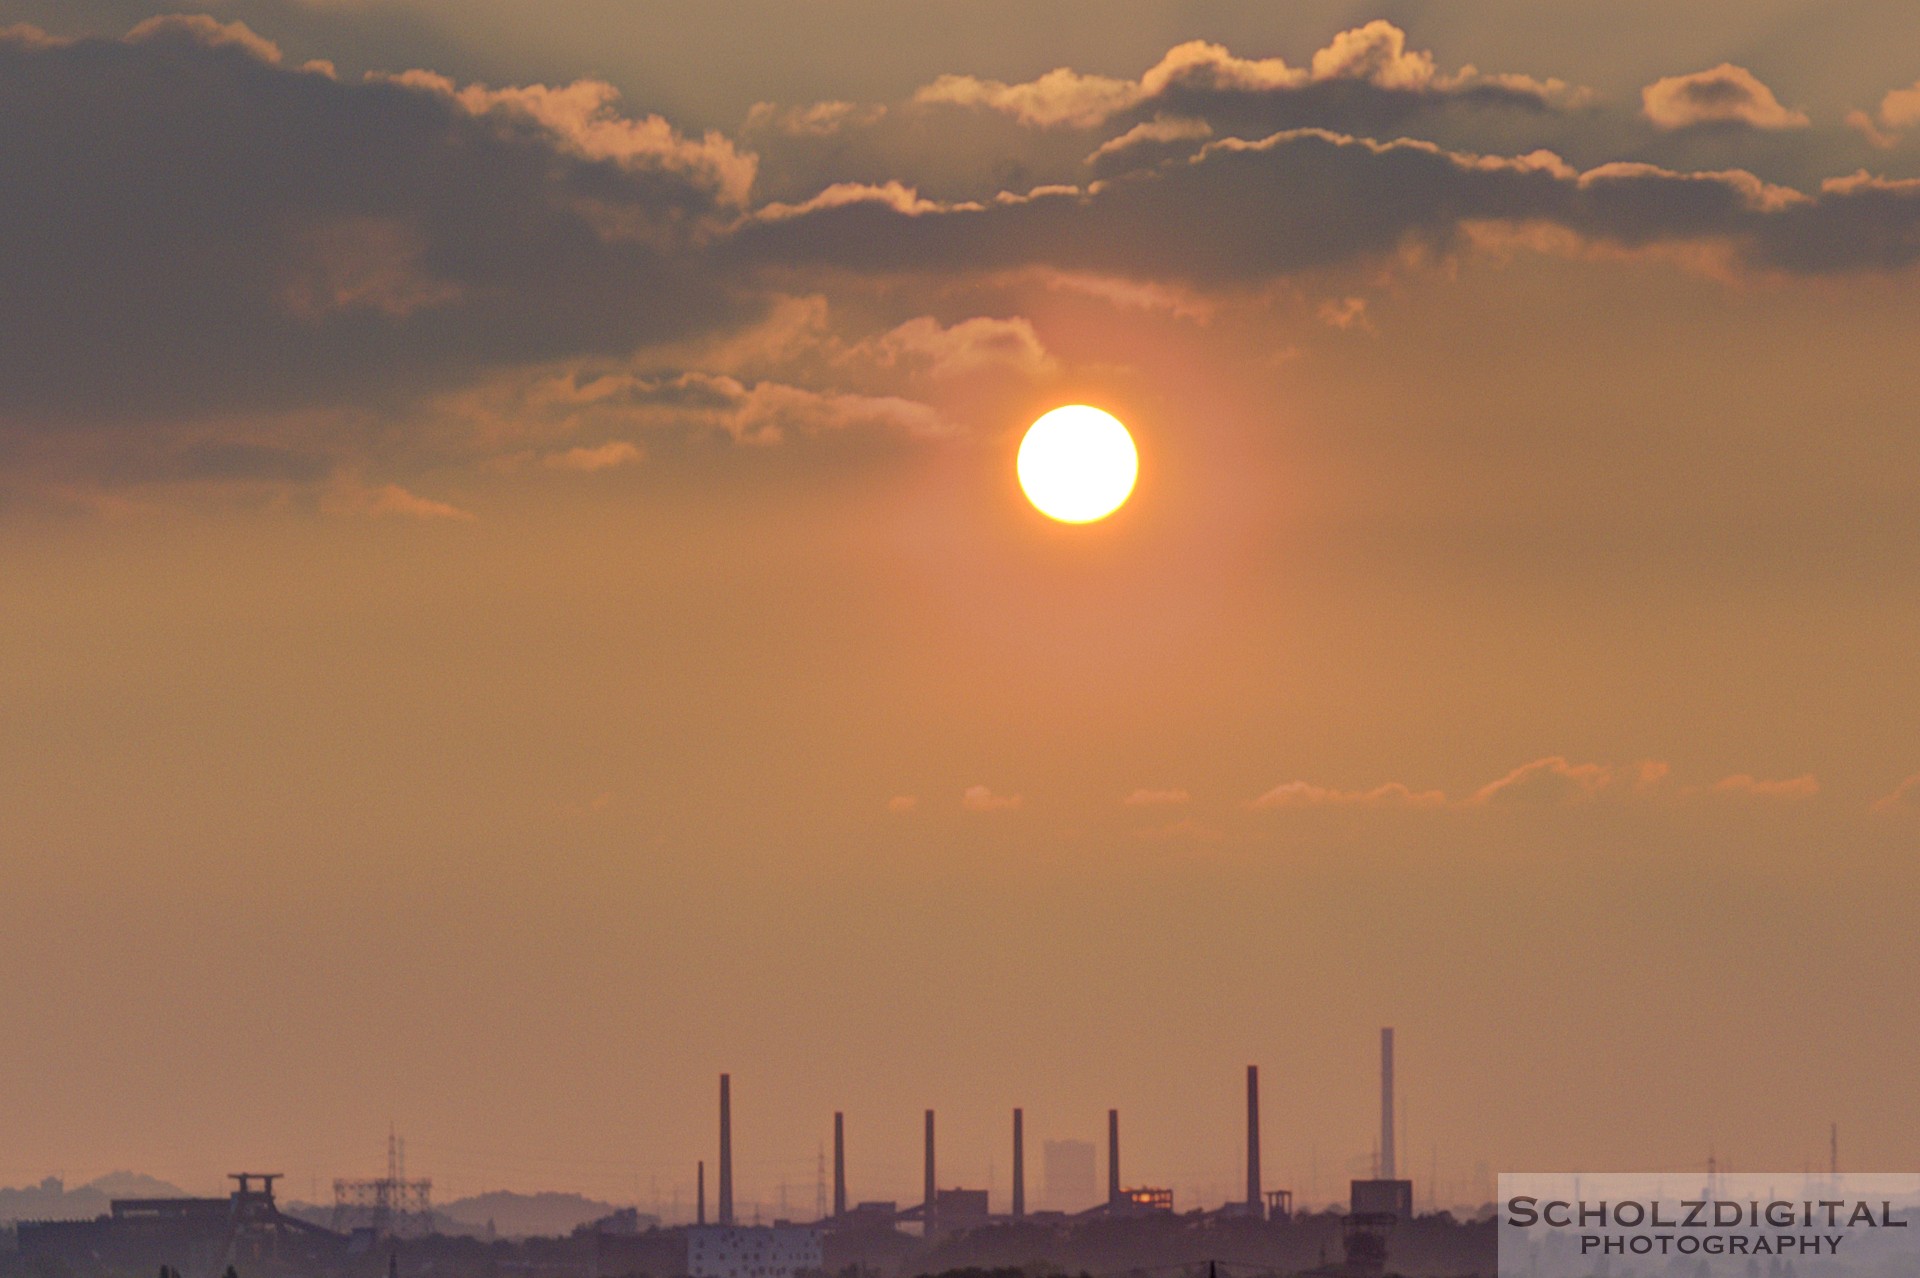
1017 405 1138 524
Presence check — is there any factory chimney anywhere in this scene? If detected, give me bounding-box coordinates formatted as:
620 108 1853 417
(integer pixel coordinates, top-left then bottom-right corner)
1012 1109 1025 1219
697 1161 706 1226
1246 1065 1262 1213
1379 1029 1396 1181
924 1110 937 1236
1108 1109 1121 1205
719 1074 735 1225
833 1112 847 1218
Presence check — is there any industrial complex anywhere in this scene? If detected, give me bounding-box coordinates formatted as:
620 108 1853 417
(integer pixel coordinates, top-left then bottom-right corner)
5 1030 1490 1278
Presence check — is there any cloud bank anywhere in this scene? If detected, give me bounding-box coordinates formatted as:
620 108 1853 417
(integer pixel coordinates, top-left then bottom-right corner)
10 13 1920 500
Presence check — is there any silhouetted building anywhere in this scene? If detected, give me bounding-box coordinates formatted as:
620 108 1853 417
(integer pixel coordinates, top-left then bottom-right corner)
1115 1187 1174 1214
932 1190 988 1234
17 1173 343 1273
1349 1180 1413 1219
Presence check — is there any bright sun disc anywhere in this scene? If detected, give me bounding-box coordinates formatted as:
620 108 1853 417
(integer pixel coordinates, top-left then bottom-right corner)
1017 405 1138 523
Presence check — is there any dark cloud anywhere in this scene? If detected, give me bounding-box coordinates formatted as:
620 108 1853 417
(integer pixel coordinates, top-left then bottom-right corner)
735 129 1920 286
0 18 751 430
8 12 1920 500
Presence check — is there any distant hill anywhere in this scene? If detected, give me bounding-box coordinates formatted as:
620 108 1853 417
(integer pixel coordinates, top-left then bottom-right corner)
84 1172 192 1200
437 1191 652 1239
0 1173 190 1224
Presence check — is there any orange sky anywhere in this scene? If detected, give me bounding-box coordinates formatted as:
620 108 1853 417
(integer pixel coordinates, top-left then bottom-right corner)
2 0 1919 1216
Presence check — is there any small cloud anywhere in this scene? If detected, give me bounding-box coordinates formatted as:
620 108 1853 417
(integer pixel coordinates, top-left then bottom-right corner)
543 440 643 471
324 477 475 522
1711 773 1819 799
1870 772 1920 815
1845 80 1920 148
511 369 948 444
1466 756 1622 807
915 66 1143 129
390 71 758 205
962 784 1022 812
1085 114 1211 166
1635 760 1673 789
1308 19 1435 89
745 99 886 137
1641 64 1809 131
886 795 918 813
1845 108 1900 150
1123 788 1190 807
1880 80 1920 130
1249 779 1446 809
851 315 1056 380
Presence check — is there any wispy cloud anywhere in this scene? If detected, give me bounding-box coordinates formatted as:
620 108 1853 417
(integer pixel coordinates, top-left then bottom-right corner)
1710 773 1820 799
542 441 643 471
323 477 475 522
962 785 1023 812
1250 780 1447 809
1870 772 1920 815
1249 758 1821 812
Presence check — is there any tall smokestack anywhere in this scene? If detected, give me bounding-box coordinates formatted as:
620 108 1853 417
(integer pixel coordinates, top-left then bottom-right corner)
1246 1065 1262 1212
1380 1029 1396 1181
833 1112 847 1218
697 1161 706 1226
719 1074 735 1225
1012 1109 1025 1219
924 1110 937 1236
1108 1109 1121 1204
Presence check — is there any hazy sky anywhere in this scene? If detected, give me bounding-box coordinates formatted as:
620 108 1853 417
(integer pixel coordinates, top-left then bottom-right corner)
3 0 1919 1217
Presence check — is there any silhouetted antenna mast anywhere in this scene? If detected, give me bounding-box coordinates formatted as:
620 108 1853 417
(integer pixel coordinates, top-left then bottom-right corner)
335 1131 431 1238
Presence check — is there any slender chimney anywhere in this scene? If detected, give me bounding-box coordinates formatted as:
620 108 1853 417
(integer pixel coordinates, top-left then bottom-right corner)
719 1074 735 1225
1246 1065 1262 1212
1012 1109 1025 1219
697 1161 706 1226
1380 1029 1396 1181
924 1110 937 1235
1108 1109 1121 1204
833 1112 847 1218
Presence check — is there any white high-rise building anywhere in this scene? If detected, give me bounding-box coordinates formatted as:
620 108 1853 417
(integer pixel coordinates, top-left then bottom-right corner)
1043 1139 1098 1211
686 1226 822 1278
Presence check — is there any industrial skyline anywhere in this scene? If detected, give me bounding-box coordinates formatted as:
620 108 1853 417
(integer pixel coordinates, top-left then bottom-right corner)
8 1035 1457 1278
9 1028 1770 1228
